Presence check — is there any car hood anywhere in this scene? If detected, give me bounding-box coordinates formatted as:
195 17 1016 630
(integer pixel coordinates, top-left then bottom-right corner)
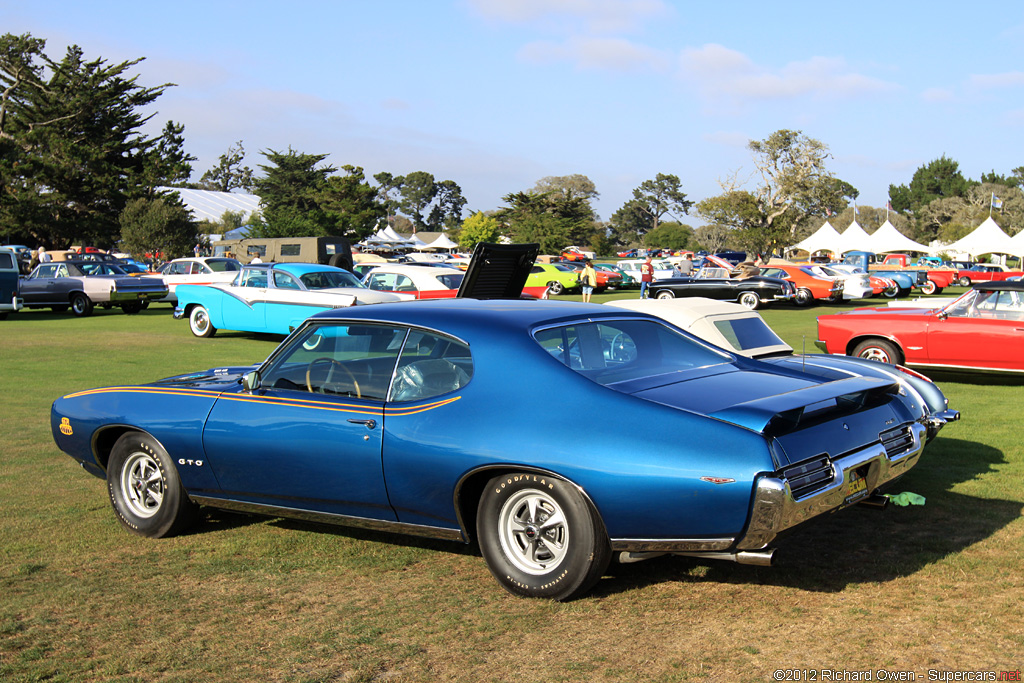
150 366 255 391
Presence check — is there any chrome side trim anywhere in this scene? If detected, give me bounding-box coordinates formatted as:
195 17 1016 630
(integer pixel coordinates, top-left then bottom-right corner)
736 421 927 550
610 537 734 553
189 496 465 543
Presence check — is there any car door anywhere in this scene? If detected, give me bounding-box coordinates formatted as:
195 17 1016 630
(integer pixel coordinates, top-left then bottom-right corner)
220 269 268 332
926 290 1024 370
21 264 59 304
201 322 407 518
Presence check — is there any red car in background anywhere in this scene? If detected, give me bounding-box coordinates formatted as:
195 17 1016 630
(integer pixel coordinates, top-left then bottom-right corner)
758 264 844 306
956 264 1024 287
559 262 624 292
816 281 1024 375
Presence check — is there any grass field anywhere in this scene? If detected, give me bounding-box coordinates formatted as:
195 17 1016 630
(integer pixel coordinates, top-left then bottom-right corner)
2 294 1022 682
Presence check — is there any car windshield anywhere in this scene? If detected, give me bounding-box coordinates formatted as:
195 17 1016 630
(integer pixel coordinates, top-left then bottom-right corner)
207 259 240 272
435 272 465 289
300 270 365 289
77 262 127 276
941 288 1024 320
534 318 730 387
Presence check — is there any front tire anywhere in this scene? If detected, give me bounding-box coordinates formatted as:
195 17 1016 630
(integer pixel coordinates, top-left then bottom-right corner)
852 338 902 365
70 292 94 317
188 305 216 338
738 291 761 309
655 290 675 300
477 473 610 601
107 432 198 538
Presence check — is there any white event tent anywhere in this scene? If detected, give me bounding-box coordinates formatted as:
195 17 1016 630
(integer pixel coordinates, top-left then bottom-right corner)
790 221 842 255
940 217 1017 258
835 220 874 253
868 220 933 254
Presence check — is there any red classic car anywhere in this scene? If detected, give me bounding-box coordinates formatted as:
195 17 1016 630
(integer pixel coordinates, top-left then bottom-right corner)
815 281 1024 375
956 264 1024 287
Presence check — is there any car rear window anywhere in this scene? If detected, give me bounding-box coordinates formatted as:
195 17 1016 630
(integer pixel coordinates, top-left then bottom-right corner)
712 317 787 353
533 319 729 386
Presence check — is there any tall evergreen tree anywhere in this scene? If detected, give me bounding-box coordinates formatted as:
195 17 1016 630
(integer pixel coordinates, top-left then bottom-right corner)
0 32 189 248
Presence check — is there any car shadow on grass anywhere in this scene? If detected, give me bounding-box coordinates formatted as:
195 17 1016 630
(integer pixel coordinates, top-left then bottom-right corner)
595 436 1021 596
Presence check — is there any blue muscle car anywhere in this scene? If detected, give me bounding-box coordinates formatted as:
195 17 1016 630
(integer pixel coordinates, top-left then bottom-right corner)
52 298 944 600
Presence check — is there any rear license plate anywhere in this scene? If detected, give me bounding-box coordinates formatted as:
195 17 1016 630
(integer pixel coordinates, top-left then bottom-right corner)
845 470 867 502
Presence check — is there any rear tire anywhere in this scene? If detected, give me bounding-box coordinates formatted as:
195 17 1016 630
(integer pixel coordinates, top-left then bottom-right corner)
121 301 144 314
107 432 199 538
852 338 902 365
477 473 610 601
921 280 937 295
794 288 814 307
547 281 565 295
70 293 93 317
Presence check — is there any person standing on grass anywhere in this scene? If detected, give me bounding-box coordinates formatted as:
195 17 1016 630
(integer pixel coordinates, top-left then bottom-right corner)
580 259 597 303
639 255 654 299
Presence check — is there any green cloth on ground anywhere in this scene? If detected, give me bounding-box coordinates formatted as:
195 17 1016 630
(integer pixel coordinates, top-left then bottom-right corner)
885 492 926 506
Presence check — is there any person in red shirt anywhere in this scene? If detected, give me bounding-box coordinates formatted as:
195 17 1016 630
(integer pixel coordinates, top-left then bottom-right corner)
639 256 654 299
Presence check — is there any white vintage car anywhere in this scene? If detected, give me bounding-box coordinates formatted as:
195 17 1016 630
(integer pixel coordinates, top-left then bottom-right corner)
363 264 465 298
156 257 242 303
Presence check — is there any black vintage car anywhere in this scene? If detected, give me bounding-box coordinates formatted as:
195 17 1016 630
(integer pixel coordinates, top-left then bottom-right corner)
646 258 795 310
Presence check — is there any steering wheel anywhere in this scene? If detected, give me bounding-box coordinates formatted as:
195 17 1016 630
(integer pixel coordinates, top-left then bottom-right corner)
305 357 362 398
609 333 636 362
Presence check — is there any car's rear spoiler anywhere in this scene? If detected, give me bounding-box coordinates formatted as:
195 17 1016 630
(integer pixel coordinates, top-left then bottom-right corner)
709 376 899 435
457 242 540 299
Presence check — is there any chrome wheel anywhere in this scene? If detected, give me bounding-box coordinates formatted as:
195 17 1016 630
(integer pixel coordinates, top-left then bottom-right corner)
498 488 569 575
120 451 164 519
739 291 761 309
189 305 216 337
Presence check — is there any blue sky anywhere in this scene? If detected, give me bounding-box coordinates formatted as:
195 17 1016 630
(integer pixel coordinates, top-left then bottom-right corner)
4 0 1024 223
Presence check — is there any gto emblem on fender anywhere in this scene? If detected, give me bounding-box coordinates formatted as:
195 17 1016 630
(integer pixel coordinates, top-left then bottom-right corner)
700 476 735 485
59 417 73 436
178 459 204 467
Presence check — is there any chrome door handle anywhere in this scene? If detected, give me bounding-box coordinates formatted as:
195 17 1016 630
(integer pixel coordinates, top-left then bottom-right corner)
347 418 377 430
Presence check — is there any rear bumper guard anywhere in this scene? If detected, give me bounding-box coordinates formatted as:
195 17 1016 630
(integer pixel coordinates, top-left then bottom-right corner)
737 421 927 550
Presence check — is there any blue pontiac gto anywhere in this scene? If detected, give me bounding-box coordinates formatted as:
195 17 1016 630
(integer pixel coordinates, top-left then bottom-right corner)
52 298 948 600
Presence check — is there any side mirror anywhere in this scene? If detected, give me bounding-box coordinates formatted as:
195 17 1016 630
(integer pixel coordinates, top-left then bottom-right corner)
241 370 261 393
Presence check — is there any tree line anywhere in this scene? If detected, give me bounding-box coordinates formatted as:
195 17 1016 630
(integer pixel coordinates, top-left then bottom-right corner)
3 32 1021 261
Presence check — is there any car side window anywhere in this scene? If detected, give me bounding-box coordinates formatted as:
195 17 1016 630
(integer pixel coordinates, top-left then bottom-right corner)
273 271 301 290
260 323 407 401
389 331 473 402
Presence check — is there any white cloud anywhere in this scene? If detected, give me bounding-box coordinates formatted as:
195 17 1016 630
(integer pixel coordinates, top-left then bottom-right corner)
466 0 669 33
518 36 669 72
679 44 899 110
921 87 955 103
969 71 1024 89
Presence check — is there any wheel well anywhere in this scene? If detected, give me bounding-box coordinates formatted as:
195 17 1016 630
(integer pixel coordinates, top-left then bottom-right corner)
92 426 144 472
846 335 903 360
454 466 605 546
